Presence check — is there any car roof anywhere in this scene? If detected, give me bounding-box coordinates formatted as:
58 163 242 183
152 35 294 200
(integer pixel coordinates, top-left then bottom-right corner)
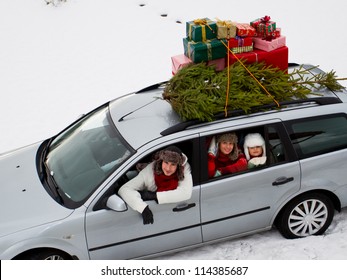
109 64 346 150
109 84 181 149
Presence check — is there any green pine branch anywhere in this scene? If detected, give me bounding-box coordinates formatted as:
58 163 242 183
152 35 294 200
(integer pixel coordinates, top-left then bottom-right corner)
163 62 346 122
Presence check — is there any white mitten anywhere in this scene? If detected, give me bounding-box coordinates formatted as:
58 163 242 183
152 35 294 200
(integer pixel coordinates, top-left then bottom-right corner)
214 170 222 177
208 136 218 157
248 156 267 168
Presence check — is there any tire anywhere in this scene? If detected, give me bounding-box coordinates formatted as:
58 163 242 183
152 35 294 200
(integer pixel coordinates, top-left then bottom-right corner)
276 193 334 239
23 249 71 260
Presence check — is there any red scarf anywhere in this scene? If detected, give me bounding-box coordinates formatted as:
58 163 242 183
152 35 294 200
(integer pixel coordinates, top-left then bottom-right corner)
154 173 179 192
215 152 231 168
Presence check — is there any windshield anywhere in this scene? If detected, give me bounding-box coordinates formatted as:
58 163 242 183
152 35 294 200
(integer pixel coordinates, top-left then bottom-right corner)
45 104 133 203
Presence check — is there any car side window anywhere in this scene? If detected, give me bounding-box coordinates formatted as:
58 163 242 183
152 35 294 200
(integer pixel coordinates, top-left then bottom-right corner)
204 124 290 181
93 138 198 211
120 139 198 190
285 114 347 159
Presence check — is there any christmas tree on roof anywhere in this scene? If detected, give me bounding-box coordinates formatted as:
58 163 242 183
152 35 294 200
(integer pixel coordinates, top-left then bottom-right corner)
163 61 346 122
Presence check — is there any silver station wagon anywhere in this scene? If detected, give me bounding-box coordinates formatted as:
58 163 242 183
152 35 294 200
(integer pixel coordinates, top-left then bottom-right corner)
1 64 347 260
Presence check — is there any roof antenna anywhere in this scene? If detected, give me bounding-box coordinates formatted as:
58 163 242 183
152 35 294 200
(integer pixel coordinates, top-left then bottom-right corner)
118 99 158 122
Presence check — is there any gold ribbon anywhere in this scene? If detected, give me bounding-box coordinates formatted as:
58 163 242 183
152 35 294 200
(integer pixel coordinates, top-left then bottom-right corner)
189 18 214 41
187 40 214 61
230 45 253 54
216 18 232 28
207 42 212 61
193 19 208 25
187 41 192 59
202 26 206 41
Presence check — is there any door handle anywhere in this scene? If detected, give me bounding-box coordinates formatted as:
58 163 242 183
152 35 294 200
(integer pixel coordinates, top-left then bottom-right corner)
173 203 196 212
272 176 294 186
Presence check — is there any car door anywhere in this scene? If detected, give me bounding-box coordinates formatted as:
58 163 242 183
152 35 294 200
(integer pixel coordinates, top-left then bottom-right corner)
199 122 301 242
84 138 202 259
285 114 347 207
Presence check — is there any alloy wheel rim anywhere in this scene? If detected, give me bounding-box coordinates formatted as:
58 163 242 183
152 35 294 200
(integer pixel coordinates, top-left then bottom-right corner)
45 255 64 260
288 199 328 237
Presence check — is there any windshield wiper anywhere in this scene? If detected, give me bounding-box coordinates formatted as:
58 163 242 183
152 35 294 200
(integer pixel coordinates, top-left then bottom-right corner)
37 137 56 179
37 138 65 204
43 161 65 205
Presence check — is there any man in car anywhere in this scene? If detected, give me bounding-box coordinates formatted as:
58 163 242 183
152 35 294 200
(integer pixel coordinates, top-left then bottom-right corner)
118 146 193 224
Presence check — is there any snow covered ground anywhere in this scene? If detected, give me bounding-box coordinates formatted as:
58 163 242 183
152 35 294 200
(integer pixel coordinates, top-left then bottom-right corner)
1 0 347 263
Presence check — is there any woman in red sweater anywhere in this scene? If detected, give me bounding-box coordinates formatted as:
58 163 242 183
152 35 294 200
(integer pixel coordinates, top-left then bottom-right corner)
207 133 247 178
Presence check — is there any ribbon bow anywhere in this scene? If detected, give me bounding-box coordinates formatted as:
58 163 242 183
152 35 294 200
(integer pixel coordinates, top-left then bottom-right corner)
194 18 208 25
261 15 271 23
216 18 232 27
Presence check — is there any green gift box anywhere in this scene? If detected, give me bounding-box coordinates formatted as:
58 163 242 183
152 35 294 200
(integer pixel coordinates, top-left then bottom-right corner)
183 38 227 63
186 18 217 42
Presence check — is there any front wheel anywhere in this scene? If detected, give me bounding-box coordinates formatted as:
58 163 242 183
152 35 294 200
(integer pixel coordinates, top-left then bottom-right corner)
276 193 334 239
19 249 71 260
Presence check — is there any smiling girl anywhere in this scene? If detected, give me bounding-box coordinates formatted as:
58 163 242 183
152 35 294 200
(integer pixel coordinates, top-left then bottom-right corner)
207 133 247 178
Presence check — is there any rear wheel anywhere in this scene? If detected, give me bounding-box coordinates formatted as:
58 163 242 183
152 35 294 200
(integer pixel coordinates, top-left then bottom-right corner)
276 193 334 239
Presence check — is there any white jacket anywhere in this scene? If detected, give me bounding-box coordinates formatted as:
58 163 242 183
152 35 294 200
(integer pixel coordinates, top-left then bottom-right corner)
118 154 193 213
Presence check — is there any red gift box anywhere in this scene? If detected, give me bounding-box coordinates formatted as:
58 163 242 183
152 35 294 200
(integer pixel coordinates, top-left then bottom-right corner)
228 36 253 48
235 23 256 37
227 46 288 71
274 28 281 38
250 16 276 38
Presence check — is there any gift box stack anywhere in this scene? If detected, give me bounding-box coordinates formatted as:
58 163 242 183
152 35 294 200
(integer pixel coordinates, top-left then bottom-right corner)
172 18 228 75
251 15 285 51
171 16 288 75
228 15 288 71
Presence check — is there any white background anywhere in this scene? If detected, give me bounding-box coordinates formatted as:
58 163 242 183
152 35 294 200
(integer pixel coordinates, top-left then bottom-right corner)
1 0 347 267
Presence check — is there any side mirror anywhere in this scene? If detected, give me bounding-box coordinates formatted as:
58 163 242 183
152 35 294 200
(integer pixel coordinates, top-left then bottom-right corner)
106 195 128 212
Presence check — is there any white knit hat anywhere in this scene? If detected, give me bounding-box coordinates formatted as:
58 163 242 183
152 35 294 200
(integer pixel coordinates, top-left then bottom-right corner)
243 133 266 160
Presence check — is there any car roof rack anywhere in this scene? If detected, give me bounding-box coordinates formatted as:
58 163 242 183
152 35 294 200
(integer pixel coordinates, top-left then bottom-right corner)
160 96 342 136
288 62 300 67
